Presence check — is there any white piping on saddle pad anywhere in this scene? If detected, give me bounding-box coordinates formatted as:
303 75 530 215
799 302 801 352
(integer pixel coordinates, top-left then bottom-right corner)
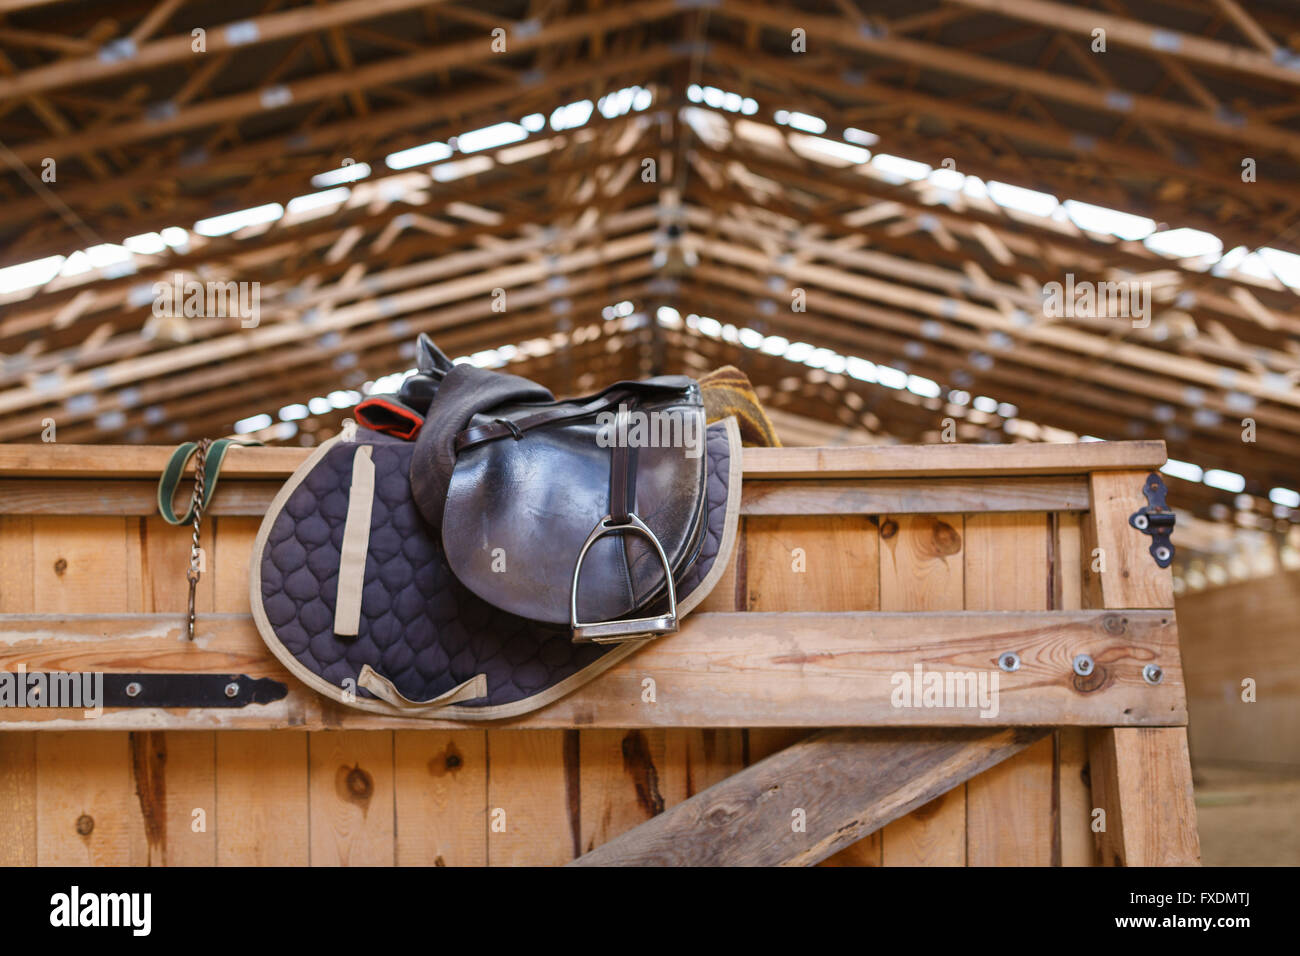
333 444 375 637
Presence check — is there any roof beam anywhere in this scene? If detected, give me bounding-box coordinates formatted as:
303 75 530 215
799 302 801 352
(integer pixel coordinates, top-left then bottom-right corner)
717 0 1300 159
702 45 1300 244
0 0 447 101
945 0 1300 88
3 1 680 165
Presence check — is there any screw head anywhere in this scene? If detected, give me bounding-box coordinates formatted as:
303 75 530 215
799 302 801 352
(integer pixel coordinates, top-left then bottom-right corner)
224 682 240 698
997 652 1021 672
124 681 142 698
1133 514 1149 530
1154 546 1171 562
1143 663 1164 685
1073 654 1095 677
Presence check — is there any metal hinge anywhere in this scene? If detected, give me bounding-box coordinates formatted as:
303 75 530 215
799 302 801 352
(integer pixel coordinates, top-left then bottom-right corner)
1129 472 1176 568
15 674 287 709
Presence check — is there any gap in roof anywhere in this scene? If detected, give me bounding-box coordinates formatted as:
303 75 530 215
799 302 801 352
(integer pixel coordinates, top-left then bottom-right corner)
5 83 1300 305
311 162 370 187
656 306 1274 504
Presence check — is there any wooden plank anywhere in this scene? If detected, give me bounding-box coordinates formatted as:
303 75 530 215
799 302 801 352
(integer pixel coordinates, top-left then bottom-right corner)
880 514 965 865
881 786 963 866
693 515 743 613
308 731 395 866
35 732 147 865
580 519 748 857
31 516 131 614
665 729 746 799
486 730 575 865
138 514 218 865
1058 728 1096 866
579 727 747 856
213 517 261 614
0 478 280 517
29 513 147 865
726 521 808 784
967 737 1055 866
1054 512 1083 613
569 728 1049 866
0 609 1188 728
393 730 488 866
0 475 1084 519
0 443 307 479
0 512 38 861
878 515 964 612
0 515 33 611
745 513 880 864
963 513 1049 612
146 730 216 865
0 733 37 864
743 476 1090 515
743 441 1167 479
1054 516 1095 866
215 732 310 865
1087 727 1201 866
964 513 1054 866
580 729 668 853
746 515 878 611
1085 471 1175 609
138 515 214 616
0 439 1168 479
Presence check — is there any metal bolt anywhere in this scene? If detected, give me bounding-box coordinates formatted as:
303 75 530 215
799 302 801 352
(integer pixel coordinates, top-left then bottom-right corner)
1143 663 1164 685
997 652 1021 672
125 681 142 698
1154 546 1171 563
224 682 240 698
1133 514 1149 530
1073 654 1095 677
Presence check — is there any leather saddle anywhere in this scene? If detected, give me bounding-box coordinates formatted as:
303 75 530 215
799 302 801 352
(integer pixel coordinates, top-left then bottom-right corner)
408 336 709 643
250 335 742 719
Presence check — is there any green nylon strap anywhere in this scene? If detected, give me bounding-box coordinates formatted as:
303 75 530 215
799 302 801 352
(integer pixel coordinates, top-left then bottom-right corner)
156 438 261 525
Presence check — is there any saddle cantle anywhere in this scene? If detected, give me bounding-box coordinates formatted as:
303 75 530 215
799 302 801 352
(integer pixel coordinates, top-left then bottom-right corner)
249 335 742 719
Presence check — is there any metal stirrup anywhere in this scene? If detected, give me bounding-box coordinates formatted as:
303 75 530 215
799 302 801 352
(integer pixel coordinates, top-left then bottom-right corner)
570 513 678 644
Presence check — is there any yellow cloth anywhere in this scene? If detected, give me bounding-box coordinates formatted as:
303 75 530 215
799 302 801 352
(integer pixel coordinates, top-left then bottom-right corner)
700 365 781 448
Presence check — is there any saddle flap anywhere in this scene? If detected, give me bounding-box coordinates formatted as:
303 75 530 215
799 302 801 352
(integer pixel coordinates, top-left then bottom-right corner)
440 387 709 628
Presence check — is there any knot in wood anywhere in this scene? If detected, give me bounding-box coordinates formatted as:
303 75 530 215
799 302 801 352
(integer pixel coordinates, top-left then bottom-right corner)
346 766 373 799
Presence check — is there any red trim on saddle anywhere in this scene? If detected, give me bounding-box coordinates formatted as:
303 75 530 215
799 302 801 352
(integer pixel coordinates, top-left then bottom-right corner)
355 397 423 440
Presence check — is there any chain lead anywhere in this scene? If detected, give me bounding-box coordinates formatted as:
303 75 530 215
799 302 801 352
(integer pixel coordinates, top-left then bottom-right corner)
185 438 212 641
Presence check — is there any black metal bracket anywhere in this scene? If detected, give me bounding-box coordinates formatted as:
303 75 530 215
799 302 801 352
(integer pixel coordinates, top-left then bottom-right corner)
1129 472 1176 568
17 674 288 709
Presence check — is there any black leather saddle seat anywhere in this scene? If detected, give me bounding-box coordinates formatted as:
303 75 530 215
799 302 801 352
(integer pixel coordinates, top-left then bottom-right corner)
407 337 710 643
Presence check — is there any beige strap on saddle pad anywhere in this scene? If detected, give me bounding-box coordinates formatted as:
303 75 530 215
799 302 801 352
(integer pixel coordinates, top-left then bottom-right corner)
334 444 374 637
357 666 488 712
